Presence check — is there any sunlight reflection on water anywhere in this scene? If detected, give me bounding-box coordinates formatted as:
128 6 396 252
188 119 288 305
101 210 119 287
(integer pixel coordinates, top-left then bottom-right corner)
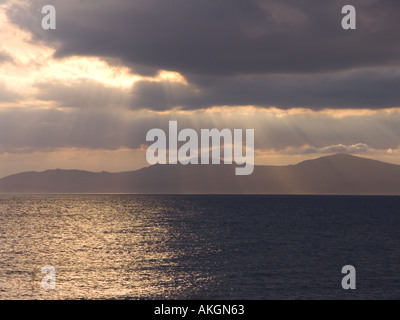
0 194 399 300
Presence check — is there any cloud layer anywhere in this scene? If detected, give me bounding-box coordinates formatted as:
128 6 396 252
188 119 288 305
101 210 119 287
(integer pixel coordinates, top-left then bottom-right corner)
10 0 400 75
1 107 400 153
130 68 400 110
7 0 400 110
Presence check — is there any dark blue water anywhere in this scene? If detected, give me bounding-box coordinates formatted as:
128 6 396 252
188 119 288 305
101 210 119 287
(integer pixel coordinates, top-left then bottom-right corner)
0 195 399 299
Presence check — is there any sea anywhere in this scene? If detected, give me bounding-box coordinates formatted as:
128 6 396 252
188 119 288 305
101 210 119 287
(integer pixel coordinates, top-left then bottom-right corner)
0 194 399 300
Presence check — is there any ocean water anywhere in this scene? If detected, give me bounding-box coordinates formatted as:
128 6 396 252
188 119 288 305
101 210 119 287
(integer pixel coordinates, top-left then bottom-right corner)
0 194 399 300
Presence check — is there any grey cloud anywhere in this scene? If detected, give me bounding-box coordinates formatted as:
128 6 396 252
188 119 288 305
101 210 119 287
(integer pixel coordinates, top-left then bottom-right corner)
131 81 198 111
1 107 400 153
0 51 11 64
8 0 400 76
0 108 143 151
130 68 400 110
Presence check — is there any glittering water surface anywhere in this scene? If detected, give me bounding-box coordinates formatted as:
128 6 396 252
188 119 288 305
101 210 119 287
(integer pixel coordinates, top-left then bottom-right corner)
0 194 399 300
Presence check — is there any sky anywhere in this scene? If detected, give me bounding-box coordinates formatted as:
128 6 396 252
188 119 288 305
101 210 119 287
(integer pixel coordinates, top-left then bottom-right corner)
1 0 400 177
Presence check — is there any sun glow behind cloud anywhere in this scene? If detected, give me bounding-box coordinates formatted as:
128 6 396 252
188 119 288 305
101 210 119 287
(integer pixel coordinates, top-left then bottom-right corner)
0 3 191 111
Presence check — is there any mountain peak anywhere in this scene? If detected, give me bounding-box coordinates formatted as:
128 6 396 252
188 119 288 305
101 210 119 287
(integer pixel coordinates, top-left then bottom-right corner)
296 153 387 167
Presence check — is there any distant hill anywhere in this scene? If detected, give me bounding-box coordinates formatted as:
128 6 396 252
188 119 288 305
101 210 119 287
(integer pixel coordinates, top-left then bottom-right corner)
1 154 400 194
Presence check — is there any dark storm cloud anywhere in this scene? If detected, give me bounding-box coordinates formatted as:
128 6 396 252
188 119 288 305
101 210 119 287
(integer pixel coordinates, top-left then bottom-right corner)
131 68 400 110
7 0 400 110
8 0 400 75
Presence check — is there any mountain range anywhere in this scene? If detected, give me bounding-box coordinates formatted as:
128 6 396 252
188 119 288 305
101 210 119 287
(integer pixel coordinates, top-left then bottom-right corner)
1 154 400 194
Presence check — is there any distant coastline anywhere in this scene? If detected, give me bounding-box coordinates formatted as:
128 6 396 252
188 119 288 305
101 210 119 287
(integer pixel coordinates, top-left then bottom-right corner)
1 154 400 195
